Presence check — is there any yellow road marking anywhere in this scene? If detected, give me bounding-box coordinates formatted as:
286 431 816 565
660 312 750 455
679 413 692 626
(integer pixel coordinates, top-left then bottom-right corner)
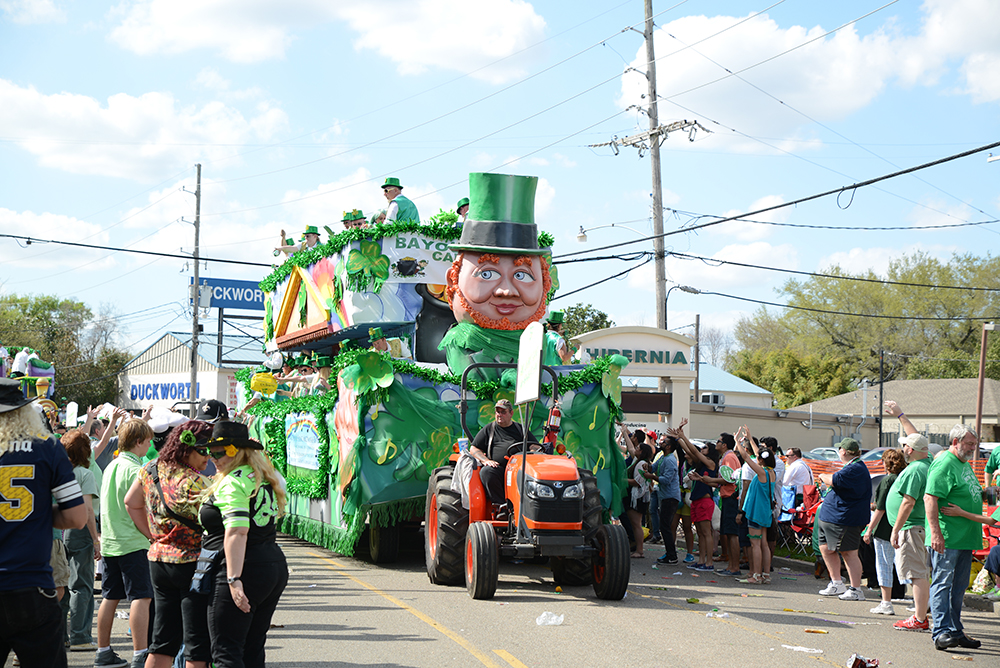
493 649 530 667
632 588 841 668
306 550 500 668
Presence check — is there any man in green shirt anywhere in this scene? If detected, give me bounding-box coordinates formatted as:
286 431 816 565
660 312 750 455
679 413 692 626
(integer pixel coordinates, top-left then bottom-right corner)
924 423 997 652
985 444 1000 487
96 418 155 668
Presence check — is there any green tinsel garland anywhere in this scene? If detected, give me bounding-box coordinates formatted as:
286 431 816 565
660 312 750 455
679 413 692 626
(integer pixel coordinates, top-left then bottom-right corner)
259 214 554 293
233 367 254 402
278 511 365 557
368 497 425 529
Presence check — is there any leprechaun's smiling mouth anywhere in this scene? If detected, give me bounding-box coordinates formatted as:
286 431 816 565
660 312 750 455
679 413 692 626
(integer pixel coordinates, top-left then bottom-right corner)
491 302 520 315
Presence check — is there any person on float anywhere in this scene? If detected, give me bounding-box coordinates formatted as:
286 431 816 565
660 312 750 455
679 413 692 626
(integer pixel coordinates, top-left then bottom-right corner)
381 177 420 223
542 310 572 366
200 422 288 668
439 172 553 379
309 355 334 395
274 225 322 256
342 209 367 230
456 197 470 224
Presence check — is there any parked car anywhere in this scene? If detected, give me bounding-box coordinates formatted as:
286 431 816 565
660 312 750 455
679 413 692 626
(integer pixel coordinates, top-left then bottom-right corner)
860 447 895 462
803 447 839 461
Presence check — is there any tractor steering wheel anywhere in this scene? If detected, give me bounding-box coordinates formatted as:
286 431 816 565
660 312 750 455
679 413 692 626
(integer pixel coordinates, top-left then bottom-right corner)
506 442 542 458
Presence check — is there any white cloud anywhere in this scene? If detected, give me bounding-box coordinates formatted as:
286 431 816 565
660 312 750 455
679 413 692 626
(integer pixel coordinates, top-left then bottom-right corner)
0 79 288 180
711 194 788 242
0 208 114 279
1 0 65 24
817 243 959 277
619 14 896 153
336 0 546 84
108 0 546 82
282 168 448 232
617 2 1000 155
193 68 264 101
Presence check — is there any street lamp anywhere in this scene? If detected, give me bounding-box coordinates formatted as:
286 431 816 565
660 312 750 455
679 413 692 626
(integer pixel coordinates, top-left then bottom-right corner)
665 284 699 330
576 224 645 243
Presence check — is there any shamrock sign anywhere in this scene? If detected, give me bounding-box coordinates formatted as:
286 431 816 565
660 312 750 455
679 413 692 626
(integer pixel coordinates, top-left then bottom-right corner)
345 239 390 293
340 351 394 399
600 354 629 405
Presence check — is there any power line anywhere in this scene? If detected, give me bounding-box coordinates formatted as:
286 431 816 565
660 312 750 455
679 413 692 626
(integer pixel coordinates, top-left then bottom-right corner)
667 251 1000 292
697 289 997 321
551 255 654 301
554 139 1000 261
0 234 270 267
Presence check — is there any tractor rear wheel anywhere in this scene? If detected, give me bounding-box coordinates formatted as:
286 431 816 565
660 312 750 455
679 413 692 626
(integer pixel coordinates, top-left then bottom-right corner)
466 521 498 600
425 467 467 585
592 523 630 600
551 468 602 586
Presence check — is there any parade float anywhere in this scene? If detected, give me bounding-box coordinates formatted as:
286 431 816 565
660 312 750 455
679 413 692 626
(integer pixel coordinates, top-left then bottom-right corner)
237 173 629 561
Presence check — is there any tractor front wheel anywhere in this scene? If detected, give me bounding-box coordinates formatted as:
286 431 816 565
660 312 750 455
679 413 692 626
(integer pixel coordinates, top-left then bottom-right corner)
425 467 467 585
466 521 498 600
592 523 630 600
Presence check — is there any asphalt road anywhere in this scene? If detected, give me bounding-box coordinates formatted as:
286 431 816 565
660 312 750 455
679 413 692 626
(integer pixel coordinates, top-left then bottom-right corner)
14 534 1000 668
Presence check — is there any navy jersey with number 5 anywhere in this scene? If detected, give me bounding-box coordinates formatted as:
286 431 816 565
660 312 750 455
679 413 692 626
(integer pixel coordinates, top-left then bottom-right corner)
0 437 83 590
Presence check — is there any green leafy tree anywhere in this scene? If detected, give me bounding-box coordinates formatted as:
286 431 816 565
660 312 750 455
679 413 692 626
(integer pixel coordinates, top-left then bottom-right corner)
732 251 1000 392
0 294 130 408
562 303 614 341
729 347 852 409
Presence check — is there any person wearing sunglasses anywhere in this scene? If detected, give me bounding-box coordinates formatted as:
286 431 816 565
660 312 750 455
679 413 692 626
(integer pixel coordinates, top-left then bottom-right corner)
200 421 288 668
124 420 214 668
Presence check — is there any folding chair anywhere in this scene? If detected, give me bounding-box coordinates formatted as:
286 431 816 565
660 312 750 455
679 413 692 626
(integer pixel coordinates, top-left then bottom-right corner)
789 484 820 559
776 485 799 554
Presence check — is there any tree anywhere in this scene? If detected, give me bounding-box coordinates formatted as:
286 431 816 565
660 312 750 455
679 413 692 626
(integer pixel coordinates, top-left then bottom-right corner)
729 347 852 409
0 293 130 408
699 325 734 367
562 303 614 340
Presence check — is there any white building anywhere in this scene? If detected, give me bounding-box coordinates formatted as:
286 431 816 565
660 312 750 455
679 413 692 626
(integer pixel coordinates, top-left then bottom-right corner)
119 332 264 412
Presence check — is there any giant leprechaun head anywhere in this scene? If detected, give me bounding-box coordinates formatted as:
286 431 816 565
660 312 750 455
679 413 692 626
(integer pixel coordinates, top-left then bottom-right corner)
445 173 552 331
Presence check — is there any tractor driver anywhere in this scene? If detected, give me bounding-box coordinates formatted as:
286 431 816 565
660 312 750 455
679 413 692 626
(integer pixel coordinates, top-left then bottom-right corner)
468 399 541 504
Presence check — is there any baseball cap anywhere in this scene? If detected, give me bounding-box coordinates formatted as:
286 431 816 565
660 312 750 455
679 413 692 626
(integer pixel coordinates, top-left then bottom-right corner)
836 437 861 455
196 399 229 423
898 433 929 452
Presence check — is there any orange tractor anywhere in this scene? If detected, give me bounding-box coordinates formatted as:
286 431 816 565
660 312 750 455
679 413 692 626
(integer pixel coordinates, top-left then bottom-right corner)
424 363 630 600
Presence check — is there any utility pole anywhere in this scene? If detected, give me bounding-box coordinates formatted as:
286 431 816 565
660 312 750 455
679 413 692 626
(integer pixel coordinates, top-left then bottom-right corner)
644 0 666 342
693 314 700 403
587 2 709 393
189 163 202 419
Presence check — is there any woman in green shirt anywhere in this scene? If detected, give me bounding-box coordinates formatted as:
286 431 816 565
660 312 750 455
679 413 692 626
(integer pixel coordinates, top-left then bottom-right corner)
201 422 287 668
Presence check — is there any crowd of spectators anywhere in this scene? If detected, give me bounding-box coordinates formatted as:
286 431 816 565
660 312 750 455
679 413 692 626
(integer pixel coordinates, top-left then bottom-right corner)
0 392 288 668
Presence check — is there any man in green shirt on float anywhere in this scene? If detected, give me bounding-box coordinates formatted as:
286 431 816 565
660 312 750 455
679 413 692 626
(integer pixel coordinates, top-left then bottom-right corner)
883 401 933 631
924 423 997 652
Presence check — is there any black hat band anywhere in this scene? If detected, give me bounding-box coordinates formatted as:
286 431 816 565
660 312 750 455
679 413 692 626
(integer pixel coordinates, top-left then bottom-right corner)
454 220 539 252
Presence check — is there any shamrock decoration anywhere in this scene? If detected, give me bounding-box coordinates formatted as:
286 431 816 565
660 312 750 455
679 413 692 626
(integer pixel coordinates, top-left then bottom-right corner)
345 240 390 293
339 351 394 398
600 354 629 405
422 426 454 473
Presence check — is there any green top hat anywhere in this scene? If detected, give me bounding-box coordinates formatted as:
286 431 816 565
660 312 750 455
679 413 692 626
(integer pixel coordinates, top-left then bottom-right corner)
342 209 365 222
381 177 403 190
456 197 470 209
303 225 320 236
547 310 564 324
449 172 545 255
314 355 332 368
368 327 384 343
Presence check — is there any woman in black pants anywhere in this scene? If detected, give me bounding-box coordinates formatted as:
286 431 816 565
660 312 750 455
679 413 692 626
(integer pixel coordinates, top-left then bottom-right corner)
201 422 287 668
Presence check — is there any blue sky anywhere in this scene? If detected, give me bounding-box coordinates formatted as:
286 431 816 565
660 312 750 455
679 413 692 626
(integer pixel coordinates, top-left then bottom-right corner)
2 0 998 357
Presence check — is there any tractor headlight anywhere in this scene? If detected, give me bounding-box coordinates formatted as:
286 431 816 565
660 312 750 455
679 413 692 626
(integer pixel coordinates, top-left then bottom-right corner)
525 479 555 499
562 482 583 499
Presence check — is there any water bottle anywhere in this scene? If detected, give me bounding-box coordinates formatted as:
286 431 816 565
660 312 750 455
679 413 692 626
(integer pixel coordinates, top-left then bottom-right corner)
457 437 469 455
